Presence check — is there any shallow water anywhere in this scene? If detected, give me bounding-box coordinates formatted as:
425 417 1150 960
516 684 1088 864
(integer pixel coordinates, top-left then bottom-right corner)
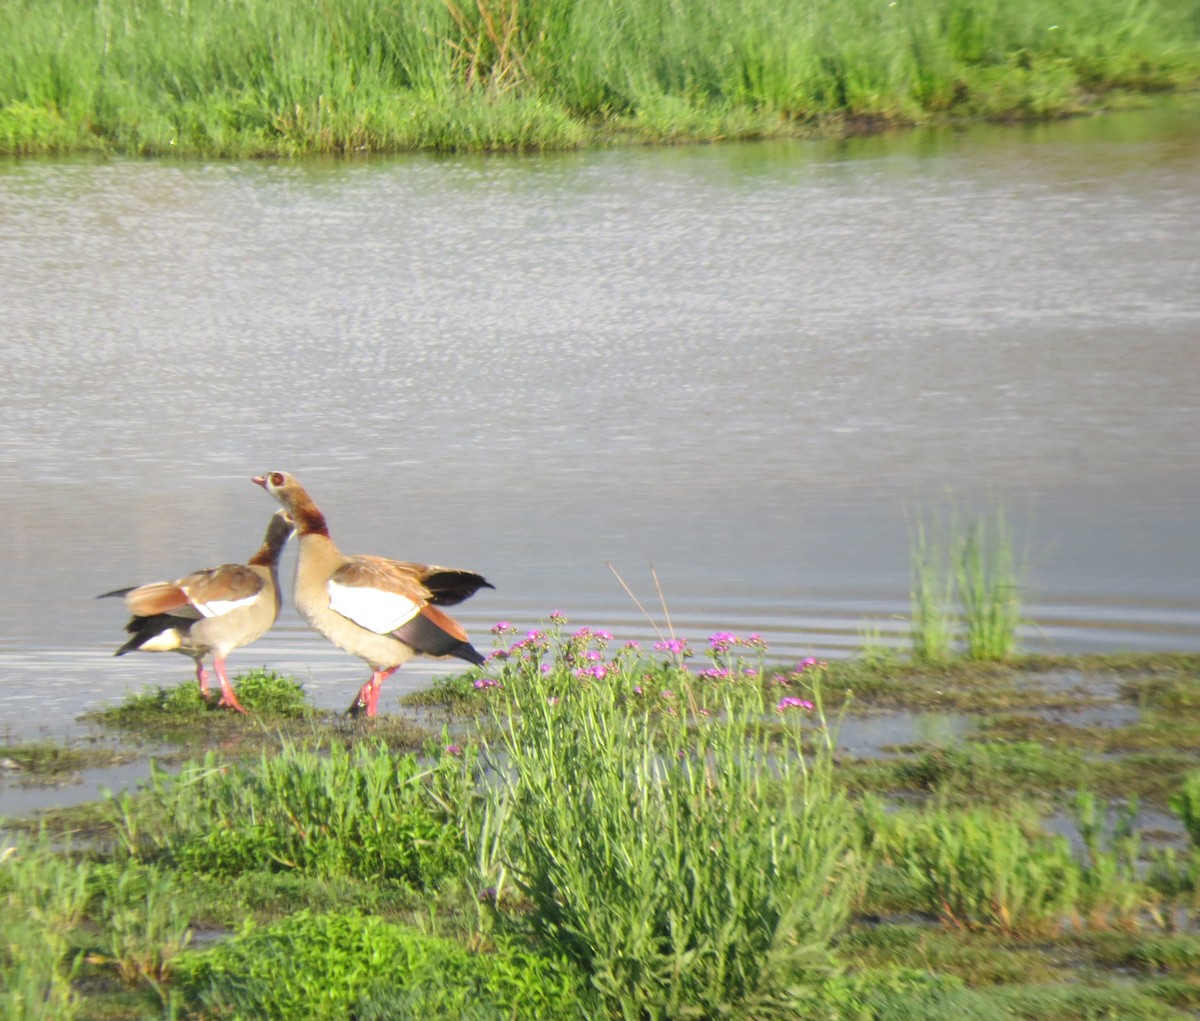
1 100 1198 761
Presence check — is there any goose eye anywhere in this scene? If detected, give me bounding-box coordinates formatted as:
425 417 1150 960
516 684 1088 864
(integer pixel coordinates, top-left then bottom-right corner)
270 472 285 487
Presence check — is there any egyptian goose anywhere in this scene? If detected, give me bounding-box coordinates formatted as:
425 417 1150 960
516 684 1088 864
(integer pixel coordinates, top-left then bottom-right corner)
252 471 492 716
99 510 295 713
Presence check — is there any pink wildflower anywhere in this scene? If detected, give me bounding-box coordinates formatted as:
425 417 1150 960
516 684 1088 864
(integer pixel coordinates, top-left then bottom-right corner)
709 631 737 652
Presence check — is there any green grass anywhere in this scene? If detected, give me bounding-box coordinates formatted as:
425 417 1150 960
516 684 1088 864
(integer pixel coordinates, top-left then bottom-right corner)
109 740 471 887
1 0 1198 155
90 668 314 728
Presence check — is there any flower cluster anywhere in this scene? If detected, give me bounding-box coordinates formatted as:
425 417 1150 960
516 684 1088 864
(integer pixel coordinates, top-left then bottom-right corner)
475 615 827 724
708 631 767 654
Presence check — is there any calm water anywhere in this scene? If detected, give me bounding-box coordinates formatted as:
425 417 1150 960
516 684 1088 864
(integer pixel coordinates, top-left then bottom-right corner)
1 101 1198 747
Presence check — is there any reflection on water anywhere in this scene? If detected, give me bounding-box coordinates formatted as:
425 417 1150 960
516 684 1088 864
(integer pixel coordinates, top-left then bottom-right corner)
0 99 1197 744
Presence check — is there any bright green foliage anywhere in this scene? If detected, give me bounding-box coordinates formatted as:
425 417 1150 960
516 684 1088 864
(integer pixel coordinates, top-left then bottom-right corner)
1073 789 1149 928
176 909 587 1021
231 669 315 715
1 0 1199 154
111 741 470 887
470 631 863 1020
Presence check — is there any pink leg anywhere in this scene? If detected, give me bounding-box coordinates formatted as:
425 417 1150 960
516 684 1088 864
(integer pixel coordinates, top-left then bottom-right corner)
213 657 248 714
195 661 214 699
348 667 399 717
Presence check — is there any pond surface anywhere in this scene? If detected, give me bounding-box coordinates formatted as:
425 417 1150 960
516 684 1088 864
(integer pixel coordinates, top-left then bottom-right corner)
1 99 1198 752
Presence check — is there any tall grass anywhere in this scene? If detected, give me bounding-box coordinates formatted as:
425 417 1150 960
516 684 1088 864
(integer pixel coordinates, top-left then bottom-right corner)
909 513 956 662
908 504 1025 662
0 0 1198 154
955 507 1023 660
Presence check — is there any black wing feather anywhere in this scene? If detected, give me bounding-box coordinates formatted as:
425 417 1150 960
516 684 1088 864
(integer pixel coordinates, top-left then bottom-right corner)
393 614 486 665
422 570 494 607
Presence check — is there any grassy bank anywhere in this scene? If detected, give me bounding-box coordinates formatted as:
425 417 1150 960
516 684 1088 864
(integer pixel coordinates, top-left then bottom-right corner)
1 0 1199 155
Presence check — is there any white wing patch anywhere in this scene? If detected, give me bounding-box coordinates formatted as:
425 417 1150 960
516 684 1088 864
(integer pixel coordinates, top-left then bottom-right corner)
328 581 421 634
190 594 260 618
140 630 183 652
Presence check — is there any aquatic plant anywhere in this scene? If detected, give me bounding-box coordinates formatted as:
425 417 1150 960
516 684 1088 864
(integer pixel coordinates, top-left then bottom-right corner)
897 741 1084 804
1169 772 1200 850
1074 789 1149 929
955 507 1024 661
907 503 1026 662
909 511 956 662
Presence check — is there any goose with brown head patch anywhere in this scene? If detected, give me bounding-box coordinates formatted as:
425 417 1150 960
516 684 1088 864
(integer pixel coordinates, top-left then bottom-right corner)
252 471 492 717
99 510 295 713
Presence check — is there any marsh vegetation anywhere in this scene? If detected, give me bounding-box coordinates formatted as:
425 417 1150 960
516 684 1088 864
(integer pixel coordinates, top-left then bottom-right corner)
1 0 1199 155
5 616 1200 1017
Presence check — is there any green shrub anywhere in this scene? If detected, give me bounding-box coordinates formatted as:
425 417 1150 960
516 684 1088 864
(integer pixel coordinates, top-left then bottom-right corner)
176 910 586 1020
470 626 863 1019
